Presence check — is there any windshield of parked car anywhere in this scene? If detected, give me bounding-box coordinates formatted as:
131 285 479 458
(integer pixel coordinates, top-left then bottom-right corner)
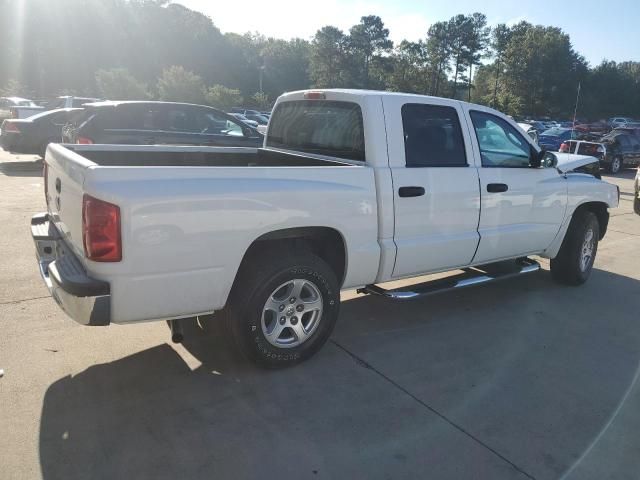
267 100 365 162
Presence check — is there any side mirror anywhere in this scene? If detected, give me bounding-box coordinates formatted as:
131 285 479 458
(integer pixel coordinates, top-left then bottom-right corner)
530 147 545 168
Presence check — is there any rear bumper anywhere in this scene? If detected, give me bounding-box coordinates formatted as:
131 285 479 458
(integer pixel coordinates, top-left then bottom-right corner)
31 212 111 326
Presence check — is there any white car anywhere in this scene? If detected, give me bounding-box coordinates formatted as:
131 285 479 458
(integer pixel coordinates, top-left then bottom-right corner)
32 89 619 368
609 117 635 128
517 122 539 143
0 96 41 120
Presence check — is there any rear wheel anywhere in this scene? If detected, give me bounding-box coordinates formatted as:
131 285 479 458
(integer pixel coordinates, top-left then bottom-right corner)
551 210 599 285
225 249 340 368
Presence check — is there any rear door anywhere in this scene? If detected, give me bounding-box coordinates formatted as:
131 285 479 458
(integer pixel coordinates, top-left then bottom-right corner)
383 96 481 277
464 107 567 263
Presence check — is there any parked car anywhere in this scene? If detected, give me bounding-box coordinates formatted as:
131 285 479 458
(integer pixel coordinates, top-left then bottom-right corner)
63 101 263 147
574 121 610 135
229 112 267 134
538 127 578 151
517 122 539 143
634 167 640 215
610 125 640 136
243 112 270 126
608 117 635 128
599 132 640 173
0 96 42 120
31 89 618 368
0 108 82 156
6 95 101 119
524 120 548 133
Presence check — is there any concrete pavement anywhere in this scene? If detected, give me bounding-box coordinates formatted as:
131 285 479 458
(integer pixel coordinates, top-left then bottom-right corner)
0 149 639 479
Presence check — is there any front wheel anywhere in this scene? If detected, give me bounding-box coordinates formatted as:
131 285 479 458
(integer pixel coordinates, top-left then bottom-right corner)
226 249 340 368
551 210 599 285
607 156 622 174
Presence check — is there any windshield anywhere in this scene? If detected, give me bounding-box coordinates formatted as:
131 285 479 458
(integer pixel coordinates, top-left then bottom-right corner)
267 100 365 161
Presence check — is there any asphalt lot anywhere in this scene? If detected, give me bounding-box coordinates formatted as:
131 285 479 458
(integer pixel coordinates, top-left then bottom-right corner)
0 148 639 480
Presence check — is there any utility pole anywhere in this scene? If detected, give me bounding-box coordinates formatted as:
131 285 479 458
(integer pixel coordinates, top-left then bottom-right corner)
259 65 265 94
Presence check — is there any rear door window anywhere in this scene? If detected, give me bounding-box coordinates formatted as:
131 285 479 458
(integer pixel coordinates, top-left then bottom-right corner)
267 100 365 161
401 104 467 167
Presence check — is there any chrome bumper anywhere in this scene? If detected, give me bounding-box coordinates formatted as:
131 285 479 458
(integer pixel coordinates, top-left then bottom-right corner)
31 213 111 326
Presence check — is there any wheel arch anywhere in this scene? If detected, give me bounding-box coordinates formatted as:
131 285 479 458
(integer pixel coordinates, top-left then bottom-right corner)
574 201 609 240
235 226 348 288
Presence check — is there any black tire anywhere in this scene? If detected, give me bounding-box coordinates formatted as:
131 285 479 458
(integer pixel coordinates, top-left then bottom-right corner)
607 156 622 174
550 210 599 285
225 248 340 368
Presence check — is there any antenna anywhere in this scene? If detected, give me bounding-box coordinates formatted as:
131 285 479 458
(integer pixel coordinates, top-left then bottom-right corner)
572 82 581 130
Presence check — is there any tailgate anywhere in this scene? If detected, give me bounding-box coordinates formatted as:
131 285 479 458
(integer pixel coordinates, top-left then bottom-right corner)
44 144 95 262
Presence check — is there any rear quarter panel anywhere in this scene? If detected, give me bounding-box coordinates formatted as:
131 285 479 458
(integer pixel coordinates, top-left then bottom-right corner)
82 164 380 323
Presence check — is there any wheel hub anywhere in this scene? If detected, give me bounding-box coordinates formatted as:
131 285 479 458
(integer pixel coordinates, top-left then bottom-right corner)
580 228 595 272
261 278 323 348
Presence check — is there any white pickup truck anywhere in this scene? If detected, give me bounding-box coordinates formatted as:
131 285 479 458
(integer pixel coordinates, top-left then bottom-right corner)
32 89 619 368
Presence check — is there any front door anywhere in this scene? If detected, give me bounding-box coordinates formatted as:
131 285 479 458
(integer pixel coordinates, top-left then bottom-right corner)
383 97 481 278
464 107 567 264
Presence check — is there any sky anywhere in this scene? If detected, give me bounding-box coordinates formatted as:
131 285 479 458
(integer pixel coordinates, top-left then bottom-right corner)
177 0 639 66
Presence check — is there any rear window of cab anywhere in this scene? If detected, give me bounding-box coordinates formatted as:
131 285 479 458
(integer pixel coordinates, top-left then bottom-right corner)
266 100 365 162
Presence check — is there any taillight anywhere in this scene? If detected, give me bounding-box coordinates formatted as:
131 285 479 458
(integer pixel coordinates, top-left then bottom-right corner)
4 122 20 133
76 136 94 145
82 195 121 262
559 142 569 153
303 91 326 100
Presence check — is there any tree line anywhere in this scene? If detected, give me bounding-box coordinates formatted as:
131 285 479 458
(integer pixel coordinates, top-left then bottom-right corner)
0 0 638 118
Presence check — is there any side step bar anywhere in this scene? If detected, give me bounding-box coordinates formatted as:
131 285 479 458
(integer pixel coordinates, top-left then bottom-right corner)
357 258 540 301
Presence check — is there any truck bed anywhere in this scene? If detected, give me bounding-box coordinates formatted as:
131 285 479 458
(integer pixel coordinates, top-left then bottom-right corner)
64 145 354 167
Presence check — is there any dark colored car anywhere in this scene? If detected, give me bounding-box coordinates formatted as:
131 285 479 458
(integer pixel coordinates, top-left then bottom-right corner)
63 101 263 147
574 121 610 135
0 108 82 156
600 132 640 173
538 127 578 151
243 112 269 125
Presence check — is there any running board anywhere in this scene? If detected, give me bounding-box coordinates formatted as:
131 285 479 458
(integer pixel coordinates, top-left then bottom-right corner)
357 258 540 300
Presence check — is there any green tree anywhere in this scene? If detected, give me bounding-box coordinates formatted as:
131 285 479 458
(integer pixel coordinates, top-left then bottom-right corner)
156 66 205 104
310 26 349 88
260 38 310 98
489 24 512 107
425 21 452 96
251 91 271 110
388 41 429 93
464 13 490 101
204 84 244 110
95 68 150 100
0 78 34 98
348 15 393 88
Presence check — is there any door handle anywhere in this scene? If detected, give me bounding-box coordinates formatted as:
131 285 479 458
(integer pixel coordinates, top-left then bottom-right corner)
398 186 425 197
487 183 508 193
